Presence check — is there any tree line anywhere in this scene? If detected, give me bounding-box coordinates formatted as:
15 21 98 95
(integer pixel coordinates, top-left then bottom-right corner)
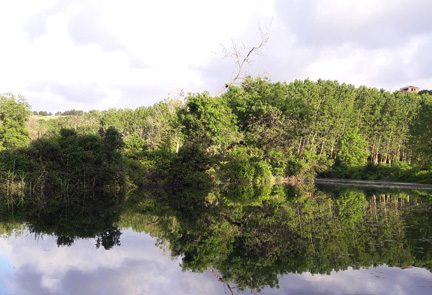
2 78 432 199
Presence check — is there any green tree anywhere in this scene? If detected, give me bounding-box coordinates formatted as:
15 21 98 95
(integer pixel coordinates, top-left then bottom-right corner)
99 99 183 153
418 89 432 96
224 78 291 153
337 128 369 166
180 92 241 153
0 93 32 151
409 94 432 167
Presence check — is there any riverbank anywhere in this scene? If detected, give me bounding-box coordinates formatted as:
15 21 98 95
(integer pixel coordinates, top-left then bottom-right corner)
315 178 432 190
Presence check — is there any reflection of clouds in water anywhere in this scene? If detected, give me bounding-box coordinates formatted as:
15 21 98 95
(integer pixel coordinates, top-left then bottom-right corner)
0 229 222 295
1 229 432 295
0 255 14 272
274 266 432 295
0 255 15 295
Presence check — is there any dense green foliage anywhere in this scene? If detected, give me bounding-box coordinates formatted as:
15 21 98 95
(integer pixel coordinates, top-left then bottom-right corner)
0 127 127 201
180 93 241 153
2 77 432 198
409 95 432 167
0 93 32 151
0 188 123 249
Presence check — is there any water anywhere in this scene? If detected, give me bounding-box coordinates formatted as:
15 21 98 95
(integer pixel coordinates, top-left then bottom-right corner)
0 229 214 295
0 185 432 295
1 229 432 295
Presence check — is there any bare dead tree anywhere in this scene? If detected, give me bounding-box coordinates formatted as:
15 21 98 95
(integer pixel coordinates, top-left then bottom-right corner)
207 266 236 295
214 29 269 97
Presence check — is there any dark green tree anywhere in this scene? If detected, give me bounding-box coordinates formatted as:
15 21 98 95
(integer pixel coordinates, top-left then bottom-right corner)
180 92 241 153
0 93 32 151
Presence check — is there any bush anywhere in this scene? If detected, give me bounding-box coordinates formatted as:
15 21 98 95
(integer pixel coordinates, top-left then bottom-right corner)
0 127 129 200
254 160 272 184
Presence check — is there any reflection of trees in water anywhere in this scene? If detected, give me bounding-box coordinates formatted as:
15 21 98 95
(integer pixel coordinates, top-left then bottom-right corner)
120 185 432 292
95 227 122 250
0 190 124 250
1 182 431 292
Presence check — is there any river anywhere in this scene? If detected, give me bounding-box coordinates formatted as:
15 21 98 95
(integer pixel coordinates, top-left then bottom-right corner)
0 184 431 294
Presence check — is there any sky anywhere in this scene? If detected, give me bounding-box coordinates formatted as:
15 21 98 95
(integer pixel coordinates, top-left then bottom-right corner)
1 0 432 112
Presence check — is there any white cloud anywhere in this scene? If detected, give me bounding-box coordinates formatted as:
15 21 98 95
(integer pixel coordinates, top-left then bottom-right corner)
0 0 431 112
266 0 432 90
0 0 276 111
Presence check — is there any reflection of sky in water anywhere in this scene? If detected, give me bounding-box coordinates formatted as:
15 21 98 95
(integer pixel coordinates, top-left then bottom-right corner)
0 229 431 295
0 255 14 295
274 266 432 295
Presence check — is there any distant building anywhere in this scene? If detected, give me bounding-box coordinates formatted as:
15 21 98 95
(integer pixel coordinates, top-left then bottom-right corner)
400 86 420 93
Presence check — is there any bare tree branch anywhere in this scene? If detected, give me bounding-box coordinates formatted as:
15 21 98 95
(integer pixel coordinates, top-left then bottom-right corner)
214 30 269 97
207 266 236 295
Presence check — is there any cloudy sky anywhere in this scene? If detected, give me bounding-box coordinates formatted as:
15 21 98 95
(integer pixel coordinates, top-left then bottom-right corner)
1 0 431 112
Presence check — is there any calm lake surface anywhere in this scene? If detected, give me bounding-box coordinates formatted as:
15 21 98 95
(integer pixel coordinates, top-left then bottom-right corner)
1 184 432 295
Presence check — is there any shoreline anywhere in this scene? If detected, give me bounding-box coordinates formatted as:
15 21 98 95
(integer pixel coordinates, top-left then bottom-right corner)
315 178 432 190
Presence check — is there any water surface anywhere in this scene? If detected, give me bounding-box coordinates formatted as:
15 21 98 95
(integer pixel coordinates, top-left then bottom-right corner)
1 185 431 294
